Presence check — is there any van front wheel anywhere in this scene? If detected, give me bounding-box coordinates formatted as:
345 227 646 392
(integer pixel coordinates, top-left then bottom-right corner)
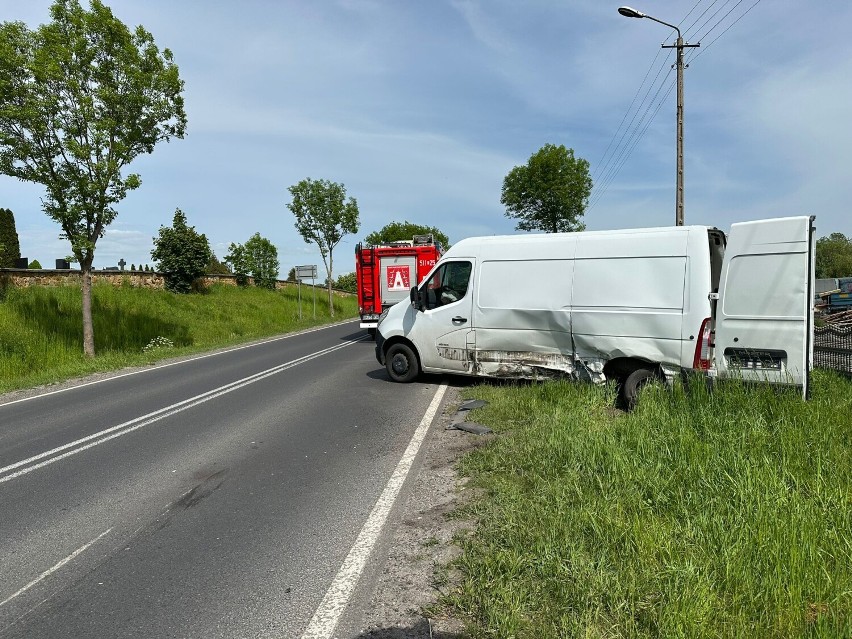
386 343 419 383
620 367 659 410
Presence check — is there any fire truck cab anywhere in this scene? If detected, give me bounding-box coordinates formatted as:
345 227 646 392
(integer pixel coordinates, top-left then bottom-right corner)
356 235 442 335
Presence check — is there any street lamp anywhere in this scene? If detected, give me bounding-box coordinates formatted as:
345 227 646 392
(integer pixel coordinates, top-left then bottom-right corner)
618 6 699 226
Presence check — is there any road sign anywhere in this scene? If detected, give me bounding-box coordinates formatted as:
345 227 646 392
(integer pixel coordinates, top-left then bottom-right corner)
296 265 317 280
294 265 318 320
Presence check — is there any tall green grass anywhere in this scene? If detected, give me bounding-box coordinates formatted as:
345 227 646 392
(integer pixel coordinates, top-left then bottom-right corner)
445 371 852 638
0 282 358 393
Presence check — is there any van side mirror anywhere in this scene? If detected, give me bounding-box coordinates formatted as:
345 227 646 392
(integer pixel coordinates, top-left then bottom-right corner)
410 286 423 311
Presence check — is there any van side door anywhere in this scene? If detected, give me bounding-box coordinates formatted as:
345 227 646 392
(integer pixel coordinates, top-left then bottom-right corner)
715 216 815 397
414 259 476 374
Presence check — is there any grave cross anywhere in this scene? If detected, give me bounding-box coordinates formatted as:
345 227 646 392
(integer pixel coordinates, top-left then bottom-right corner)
118 259 126 271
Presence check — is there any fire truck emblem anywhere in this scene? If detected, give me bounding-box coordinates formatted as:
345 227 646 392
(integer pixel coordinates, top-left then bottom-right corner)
386 265 411 291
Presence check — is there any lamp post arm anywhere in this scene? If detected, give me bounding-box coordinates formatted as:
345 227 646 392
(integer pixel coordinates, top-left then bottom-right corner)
643 15 681 40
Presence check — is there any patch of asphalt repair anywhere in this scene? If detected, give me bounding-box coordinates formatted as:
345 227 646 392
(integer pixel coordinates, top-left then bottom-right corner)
351 385 494 639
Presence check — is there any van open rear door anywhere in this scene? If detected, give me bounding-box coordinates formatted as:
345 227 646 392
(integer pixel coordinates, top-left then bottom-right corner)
714 216 815 398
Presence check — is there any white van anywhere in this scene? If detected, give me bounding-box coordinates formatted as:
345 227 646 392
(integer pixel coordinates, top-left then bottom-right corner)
375 216 815 407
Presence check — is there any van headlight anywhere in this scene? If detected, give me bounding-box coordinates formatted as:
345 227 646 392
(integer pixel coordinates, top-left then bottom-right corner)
378 308 390 327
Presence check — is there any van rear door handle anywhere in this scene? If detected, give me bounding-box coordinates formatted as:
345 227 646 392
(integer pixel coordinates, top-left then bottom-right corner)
452 316 468 324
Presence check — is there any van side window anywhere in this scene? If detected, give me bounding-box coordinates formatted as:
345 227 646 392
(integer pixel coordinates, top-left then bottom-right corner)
422 261 472 309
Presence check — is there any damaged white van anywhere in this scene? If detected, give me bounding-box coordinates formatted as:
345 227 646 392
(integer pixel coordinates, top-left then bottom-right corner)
375 216 815 407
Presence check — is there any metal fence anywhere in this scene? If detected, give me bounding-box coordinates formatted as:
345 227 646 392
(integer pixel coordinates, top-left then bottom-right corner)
814 324 852 375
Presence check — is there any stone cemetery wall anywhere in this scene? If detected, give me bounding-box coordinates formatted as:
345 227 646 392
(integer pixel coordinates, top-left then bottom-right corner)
0 268 353 295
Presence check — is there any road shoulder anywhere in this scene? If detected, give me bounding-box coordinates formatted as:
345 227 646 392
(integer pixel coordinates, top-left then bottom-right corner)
354 384 492 639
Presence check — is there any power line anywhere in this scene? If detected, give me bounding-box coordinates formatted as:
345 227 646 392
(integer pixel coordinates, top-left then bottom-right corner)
689 0 762 63
592 49 670 185
593 63 673 199
682 0 723 39
590 0 765 211
685 0 737 42
592 47 664 183
678 0 708 30
589 70 676 210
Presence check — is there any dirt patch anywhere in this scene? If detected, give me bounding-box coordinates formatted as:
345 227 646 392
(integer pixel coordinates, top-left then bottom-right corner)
354 386 491 639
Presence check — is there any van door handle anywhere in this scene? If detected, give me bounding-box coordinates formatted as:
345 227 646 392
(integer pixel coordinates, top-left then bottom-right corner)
452 316 468 324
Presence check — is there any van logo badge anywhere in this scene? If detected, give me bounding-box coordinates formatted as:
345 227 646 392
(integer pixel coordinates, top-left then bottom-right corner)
387 265 411 291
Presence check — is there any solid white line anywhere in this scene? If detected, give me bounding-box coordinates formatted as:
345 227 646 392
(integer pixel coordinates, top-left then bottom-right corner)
299 383 448 639
0 338 366 485
0 320 358 408
0 528 112 608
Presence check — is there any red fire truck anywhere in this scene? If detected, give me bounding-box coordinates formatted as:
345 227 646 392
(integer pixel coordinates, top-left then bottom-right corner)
356 235 442 335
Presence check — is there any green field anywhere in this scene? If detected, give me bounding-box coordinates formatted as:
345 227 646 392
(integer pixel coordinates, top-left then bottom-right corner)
445 372 852 638
0 282 358 394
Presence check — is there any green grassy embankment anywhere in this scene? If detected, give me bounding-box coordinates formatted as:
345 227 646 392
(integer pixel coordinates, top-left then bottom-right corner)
444 371 852 638
0 282 358 394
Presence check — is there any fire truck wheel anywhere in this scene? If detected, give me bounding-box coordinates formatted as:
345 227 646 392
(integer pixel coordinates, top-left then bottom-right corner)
386 343 419 383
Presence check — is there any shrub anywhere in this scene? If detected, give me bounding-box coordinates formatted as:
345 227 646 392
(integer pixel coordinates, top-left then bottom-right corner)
151 209 212 293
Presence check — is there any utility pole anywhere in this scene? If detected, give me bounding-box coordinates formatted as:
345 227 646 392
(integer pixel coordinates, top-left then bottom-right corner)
619 7 699 226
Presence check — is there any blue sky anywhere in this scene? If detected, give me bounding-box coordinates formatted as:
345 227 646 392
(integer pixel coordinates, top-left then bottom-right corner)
1 0 850 275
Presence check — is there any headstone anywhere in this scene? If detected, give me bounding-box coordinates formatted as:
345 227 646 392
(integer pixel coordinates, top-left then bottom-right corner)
15 257 28 269
118 259 126 271
56 258 70 269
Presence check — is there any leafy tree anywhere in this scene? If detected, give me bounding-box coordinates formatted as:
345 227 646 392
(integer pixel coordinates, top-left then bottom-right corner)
225 233 279 289
501 143 592 233
286 267 296 282
130 263 135 271
245 233 279 289
287 178 360 317
0 208 21 267
364 221 450 250
224 242 249 286
28 259 42 269
816 233 852 279
151 209 212 293
206 253 231 275
0 0 186 356
334 271 357 293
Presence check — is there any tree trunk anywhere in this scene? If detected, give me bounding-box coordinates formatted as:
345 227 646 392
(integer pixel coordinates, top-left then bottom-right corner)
81 266 95 357
325 252 333 318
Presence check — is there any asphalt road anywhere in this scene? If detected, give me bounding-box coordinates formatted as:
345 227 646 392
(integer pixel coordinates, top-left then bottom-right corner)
0 321 448 638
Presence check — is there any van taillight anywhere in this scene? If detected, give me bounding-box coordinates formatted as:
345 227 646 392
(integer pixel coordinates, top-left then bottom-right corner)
693 317 712 370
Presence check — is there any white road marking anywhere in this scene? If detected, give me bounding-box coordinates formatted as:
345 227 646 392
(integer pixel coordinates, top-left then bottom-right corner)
0 320 358 408
300 383 448 639
0 528 112 608
0 337 366 485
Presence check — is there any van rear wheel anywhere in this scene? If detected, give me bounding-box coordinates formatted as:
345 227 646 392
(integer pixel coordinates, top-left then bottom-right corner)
620 367 660 411
386 343 419 383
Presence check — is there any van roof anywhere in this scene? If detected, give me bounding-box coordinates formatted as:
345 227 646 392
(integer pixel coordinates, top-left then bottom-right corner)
443 225 713 258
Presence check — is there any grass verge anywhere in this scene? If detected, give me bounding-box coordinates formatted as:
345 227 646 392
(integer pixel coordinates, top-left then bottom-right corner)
443 371 852 638
0 282 358 394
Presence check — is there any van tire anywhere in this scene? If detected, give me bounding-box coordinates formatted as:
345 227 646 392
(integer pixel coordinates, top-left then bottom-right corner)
621 367 659 411
386 343 419 383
